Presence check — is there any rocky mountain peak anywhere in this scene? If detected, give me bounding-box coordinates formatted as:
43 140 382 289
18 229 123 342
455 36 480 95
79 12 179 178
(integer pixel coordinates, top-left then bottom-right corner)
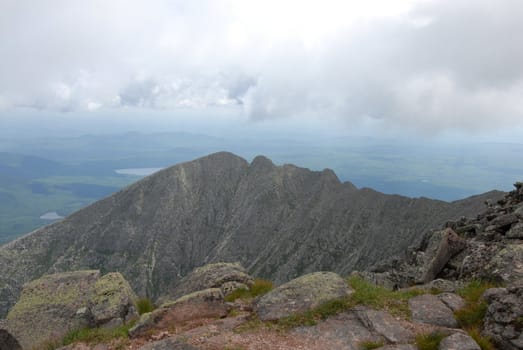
0 153 506 320
249 155 275 172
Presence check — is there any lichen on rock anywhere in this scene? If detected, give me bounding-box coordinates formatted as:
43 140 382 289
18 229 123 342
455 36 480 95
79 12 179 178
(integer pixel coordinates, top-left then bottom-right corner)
3 270 138 350
255 271 353 321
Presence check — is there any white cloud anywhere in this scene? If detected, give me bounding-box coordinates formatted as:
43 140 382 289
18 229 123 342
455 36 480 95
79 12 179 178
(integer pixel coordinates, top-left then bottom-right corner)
0 0 522 133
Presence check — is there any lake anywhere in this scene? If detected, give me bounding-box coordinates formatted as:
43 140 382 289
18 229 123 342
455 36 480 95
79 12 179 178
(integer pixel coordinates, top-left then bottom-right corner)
40 211 64 220
114 168 163 176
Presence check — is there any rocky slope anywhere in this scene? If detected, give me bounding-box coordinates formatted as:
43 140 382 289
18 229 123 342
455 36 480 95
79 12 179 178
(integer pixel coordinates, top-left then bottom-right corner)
2 179 523 350
0 152 503 317
361 182 523 289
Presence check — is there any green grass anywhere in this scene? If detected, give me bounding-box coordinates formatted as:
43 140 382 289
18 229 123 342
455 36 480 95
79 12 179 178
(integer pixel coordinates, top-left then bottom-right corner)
276 298 349 328
40 321 136 349
359 340 384 349
454 280 498 350
415 331 447 350
455 302 488 328
467 326 495 350
136 297 156 315
347 276 425 318
455 280 496 329
224 279 273 302
244 276 427 331
457 280 496 304
61 323 133 345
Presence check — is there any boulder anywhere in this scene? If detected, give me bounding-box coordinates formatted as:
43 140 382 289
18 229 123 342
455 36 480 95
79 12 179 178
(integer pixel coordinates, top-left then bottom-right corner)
489 214 519 233
129 288 229 338
437 293 465 312
483 283 523 350
355 307 414 343
507 223 523 239
291 311 383 349
255 271 353 321
483 244 523 283
4 270 137 350
421 228 466 283
408 294 458 328
376 345 417 350
439 333 480 350
138 338 198 350
163 262 254 302
89 272 138 325
458 242 500 280
410 279 459 293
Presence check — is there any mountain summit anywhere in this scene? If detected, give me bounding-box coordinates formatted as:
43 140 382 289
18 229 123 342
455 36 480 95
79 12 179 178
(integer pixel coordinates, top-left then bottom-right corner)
0 152 503 317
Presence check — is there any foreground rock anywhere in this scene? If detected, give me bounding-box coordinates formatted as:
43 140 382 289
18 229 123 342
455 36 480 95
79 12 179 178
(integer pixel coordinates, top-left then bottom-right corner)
129 288 229 338
483 282 523 349
256 271 353 321
408 294 457 328
439 333 480 350
292 311 384 349
437 293 465 312
2 270 137 349
138 338 198 350
361 183 523 289
355 307 414 344
164 262 254 302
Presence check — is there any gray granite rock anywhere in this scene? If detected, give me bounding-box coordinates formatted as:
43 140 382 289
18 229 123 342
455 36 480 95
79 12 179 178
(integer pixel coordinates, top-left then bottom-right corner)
507 222 523 238
409 294 457 328
377 345 417 350
165 262 254 302
292 311 383 350
355 307 414 343
4 270 137 350
129 288 228 338
439 333 480 350
138 338 198 350
255 271 353 321
483 282 523 350
437 293 465 312
483 244 523 283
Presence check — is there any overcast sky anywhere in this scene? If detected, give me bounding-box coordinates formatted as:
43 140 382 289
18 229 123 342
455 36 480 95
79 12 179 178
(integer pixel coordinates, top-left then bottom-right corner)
1 0 523 136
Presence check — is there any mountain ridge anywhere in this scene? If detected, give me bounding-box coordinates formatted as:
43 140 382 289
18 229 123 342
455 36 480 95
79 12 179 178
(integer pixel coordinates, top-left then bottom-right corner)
0 152 504 317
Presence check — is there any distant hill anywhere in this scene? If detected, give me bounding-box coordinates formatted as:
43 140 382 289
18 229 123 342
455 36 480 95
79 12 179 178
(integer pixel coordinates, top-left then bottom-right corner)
0 152 504 317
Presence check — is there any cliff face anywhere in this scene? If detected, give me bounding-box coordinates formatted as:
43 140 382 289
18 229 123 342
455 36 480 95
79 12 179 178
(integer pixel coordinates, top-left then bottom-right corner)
0 152 503 317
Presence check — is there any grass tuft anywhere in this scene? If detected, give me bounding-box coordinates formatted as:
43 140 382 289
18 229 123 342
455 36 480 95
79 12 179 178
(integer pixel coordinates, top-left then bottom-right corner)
455 302 488 328
415 331 447 350
359 340 384 350
224 279 273 302
455 280 496 329
457 280 496 304
454 280 499 350
347 276 424 318
61 321 135 345
466 326 495 350
136 297 156 315
41 320 137 349
276 298 349 329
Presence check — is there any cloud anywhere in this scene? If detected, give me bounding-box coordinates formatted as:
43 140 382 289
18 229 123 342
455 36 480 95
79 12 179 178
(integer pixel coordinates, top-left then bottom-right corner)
0 0 522 133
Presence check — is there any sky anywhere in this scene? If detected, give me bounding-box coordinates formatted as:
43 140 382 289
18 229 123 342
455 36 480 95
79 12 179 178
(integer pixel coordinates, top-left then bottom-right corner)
1 0 523 139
